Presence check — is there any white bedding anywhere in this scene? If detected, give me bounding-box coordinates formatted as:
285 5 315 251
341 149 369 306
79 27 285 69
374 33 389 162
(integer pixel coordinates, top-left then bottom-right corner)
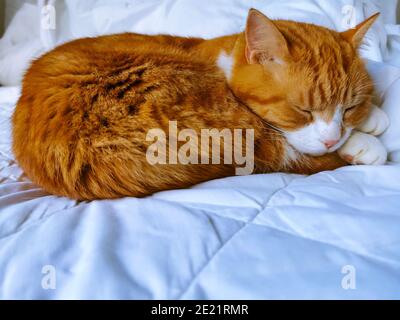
1 0 400 299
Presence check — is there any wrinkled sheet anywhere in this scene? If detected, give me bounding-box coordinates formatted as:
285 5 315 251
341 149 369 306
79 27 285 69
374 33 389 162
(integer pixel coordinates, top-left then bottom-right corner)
1 0 400 300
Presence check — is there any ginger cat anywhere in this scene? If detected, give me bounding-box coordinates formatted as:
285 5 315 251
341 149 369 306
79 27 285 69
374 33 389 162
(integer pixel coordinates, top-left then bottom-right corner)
12 9 389 200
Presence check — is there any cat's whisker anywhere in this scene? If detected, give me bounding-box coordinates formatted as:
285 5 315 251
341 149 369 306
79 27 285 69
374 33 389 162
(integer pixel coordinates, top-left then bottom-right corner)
263 123 285 134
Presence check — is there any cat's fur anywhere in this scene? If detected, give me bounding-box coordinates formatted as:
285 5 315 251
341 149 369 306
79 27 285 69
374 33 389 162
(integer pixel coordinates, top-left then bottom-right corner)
12 9 387 200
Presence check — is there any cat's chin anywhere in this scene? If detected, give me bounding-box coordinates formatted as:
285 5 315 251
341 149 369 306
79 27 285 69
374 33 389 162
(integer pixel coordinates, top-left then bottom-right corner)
302 145 341 157
303 147 341 157
287 130 352 157
304 150 329 157
286 143 328 157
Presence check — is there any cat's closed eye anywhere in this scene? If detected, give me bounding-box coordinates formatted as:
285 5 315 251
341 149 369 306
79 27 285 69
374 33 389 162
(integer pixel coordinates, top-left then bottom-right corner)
294 105 313 118
344 104 358 114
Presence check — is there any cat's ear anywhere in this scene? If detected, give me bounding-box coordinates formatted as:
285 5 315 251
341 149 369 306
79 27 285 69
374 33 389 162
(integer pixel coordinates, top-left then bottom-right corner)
340 13 380 47
245 8 290 65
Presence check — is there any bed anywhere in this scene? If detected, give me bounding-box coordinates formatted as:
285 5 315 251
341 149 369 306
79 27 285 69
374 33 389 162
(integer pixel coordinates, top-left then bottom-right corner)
0 0 400 299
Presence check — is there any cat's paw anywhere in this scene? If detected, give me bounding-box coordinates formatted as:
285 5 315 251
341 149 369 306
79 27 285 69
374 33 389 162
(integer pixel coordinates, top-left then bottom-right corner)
338 131 387 165
357 105 390 136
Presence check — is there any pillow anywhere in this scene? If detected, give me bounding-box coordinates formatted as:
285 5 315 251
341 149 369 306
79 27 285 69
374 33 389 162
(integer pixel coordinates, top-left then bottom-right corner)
0 3 43 86
365 60 400 162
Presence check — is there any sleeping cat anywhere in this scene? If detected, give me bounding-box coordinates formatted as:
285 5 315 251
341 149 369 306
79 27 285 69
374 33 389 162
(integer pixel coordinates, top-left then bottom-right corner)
12 9 389 200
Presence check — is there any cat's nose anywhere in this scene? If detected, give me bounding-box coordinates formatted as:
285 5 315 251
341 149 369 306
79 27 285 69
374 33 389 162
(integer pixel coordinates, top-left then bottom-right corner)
323 139 339 149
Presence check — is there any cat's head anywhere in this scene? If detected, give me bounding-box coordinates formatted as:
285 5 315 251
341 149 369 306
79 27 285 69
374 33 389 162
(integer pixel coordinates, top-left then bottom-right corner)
230 9 378 156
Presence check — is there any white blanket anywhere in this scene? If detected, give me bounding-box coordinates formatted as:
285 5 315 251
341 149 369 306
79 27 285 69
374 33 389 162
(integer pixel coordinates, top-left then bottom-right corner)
1 0 400 299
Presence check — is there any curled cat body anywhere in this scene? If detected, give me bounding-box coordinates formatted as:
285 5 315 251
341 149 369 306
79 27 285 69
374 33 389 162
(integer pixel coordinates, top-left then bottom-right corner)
12 9 389 200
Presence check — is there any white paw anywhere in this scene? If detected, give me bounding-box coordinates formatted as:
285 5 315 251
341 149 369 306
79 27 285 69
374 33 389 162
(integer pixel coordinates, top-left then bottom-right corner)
338 131 387 165
357 105 390 136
